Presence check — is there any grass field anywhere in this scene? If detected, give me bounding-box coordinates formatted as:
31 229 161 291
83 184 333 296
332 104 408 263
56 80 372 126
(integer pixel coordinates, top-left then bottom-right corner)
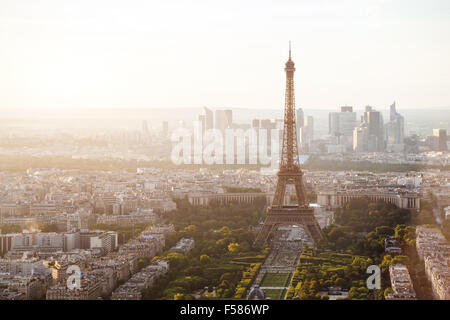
263 288 286 300
260 272 292 288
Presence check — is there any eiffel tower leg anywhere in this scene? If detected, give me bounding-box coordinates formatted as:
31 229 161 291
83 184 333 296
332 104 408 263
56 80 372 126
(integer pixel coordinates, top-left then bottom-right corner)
272 176 287 207
294 178 308 207
306 221 323 244
298 214 323 244
254 223 277 247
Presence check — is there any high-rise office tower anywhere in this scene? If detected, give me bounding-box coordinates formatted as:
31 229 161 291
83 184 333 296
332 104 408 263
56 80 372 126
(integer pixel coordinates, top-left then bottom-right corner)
367 111 380 137
386 101 405 151
251 119 260 128
296 108 304 128
365 108 384 152
432 129 448 151
203 107 213 131
353 125 369 153
197 115 206 135
303 115 314 143
260 119 275 130
328 106 357 147
296 108 304 148
214 110 225 131
388 101 405 143
259 119 276 151
224 110 232 128
214 109 233 132
363 105 373 123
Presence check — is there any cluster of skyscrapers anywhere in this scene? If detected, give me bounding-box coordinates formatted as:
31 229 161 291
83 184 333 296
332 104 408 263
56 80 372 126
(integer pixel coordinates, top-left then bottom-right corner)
166 102 448 156
195 106 315 152
328 102 406 153
197 107 233 134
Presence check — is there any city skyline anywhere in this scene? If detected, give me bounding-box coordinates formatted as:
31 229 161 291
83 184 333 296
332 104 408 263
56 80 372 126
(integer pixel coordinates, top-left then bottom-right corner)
0 0 449 306
1 0 450 110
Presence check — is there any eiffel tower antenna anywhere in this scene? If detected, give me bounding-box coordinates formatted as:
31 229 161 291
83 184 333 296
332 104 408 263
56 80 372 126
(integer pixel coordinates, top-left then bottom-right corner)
289 41 291 59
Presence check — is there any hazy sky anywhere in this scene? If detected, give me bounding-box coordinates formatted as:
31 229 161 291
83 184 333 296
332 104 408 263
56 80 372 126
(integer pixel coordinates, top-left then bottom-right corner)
0 0 449 110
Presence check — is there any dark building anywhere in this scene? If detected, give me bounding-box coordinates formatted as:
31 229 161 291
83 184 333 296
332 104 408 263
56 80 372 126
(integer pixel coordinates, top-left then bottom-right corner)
0 234 13 257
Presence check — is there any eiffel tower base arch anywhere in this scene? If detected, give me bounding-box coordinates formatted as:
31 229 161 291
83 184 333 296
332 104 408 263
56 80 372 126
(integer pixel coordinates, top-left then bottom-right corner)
253 206 323 247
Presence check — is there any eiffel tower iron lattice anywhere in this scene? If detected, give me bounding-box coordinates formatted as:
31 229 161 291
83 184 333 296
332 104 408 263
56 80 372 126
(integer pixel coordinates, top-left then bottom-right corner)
254 44 323 247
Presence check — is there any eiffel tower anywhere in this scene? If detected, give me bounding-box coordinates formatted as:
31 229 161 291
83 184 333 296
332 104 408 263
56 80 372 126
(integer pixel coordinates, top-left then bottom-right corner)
254 44 323 247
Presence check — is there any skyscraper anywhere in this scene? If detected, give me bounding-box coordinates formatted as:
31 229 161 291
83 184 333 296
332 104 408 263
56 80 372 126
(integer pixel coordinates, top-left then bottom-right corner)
386 101 405 152
214 109 232 132
296 108 304 128
224 109 232 128
363 105 373 122
197 115 206 135
296 108 304 148
328 106 356 148
203 107 213 131
432 129 448 151
365 108 384 152
353 125 369 153
214 110 225 131
251 119 260 128
301 115 314 146
260 119 274 130
353 106 385 153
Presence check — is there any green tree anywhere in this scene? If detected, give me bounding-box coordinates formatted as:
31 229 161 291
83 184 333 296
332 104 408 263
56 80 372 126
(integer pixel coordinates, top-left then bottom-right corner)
384 287 394 298
228 242 242 253
174 293 185 300
200 254 211 265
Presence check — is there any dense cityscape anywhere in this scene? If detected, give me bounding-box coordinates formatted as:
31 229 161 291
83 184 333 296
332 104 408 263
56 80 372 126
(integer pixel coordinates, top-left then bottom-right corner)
0 2 449 316
1 74 449 301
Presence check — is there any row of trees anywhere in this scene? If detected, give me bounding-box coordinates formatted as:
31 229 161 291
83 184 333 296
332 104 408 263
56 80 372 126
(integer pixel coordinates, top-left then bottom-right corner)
317 197 438 299
142 200 267 300
2 154 448 173
287 248 373 300
334 197 411 232
303 156 449 172
317 224 414 259
0 155 264 173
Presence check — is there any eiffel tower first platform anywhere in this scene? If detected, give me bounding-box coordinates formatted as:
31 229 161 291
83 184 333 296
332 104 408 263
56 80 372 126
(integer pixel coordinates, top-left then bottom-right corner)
254 45 323 247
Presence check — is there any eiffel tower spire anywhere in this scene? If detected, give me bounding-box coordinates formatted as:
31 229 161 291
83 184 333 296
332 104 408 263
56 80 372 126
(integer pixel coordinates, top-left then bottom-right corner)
280 41 300 172
289 41 291 59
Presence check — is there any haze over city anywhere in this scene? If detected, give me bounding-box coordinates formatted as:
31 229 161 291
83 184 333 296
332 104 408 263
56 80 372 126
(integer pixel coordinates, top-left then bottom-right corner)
0 0 449 309
1 0 450 110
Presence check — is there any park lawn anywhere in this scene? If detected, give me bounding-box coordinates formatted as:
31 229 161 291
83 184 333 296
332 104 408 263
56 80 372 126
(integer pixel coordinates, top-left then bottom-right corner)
263 288 286 300
260 272 292 288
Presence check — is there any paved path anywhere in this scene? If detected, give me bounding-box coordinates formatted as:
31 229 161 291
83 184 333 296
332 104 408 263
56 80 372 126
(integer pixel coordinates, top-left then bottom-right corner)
248 248 302 299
